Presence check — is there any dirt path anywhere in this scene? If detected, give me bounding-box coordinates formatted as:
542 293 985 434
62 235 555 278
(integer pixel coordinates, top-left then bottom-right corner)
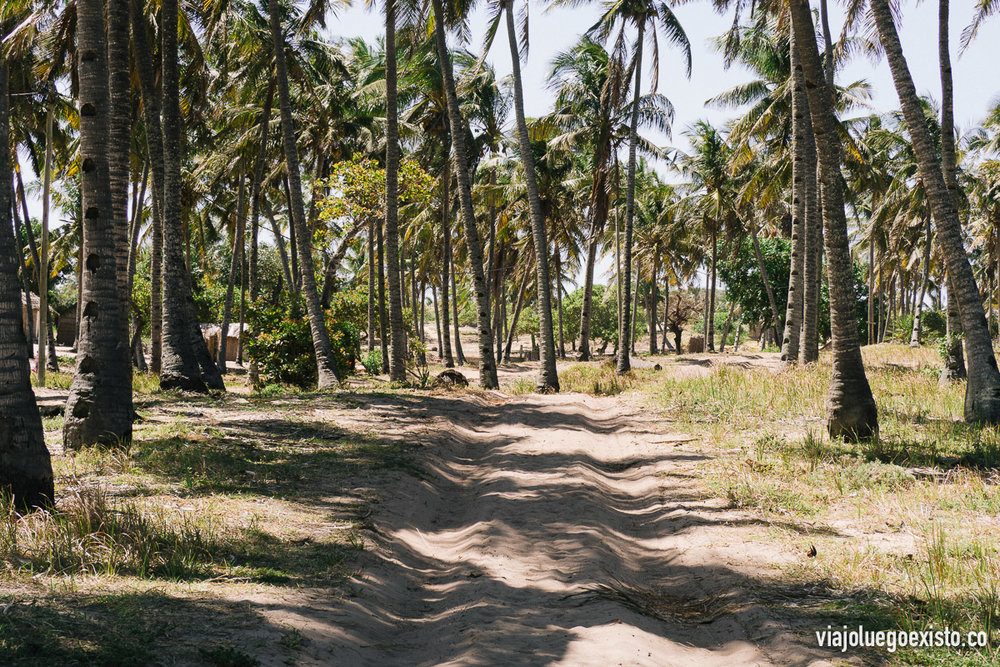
239 390 861 666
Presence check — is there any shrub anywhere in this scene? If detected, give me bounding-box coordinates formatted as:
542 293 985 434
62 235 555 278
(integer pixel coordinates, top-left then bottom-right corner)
361 349 382 376
245 294 362 388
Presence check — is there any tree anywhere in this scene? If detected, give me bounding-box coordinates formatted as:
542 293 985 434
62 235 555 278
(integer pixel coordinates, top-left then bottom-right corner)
63 0 134 449
0 53 53 508
789 0 877 440
268 0 340 388
383 0 406 382
488 0 559 390
871 0 1000 424
429 0 499 389
586 0 690 374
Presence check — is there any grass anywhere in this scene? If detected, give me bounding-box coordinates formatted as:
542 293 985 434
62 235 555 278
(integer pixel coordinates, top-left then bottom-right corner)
2 382 414 664
633 344 1000 664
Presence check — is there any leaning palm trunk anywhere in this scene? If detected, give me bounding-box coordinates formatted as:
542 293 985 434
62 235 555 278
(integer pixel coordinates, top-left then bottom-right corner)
64 0 134 449
781 28 806 363
937 0 966 382
871 0 1000 423
430 0 499 388
617 22 645 375
0 60 54 508
268 0 340 388
789 0 877 440
384 0 407 382
502 0 558 390
750 222 782 342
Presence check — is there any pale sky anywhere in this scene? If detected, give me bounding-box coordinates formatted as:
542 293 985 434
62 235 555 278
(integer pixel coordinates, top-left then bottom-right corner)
327 0 1000 154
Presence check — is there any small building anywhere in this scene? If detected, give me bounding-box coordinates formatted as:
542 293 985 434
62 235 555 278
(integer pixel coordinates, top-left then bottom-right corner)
56 305 77 346
21 292 39 343
202 323 246 362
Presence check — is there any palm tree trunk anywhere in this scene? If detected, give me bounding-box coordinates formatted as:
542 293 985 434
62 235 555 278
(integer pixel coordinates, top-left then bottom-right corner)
0 59 54 508
799 126 820 363
937 0 966 381
649 255 659 355
451 253 466 365
910 215 932 346
942 273 967 382
269 0 339 387
555 241 565 358
218 176 247 372
108 0 132 377
132 0 206 391
11 192 34 355
872 0 1000 422
439 158 453 367
430 0 499 388
377 217 389 374
249 80 274 303
707 230 717 352
64 0 134 449
505 267 531 363
617 21 645 375
790 0 878 440
384 0 407 382
578 203 603 361
749 223 782 342
503 0 558 390
367 217 376 353
263 199 293 290
432 283 443 360
37 104 53 387
782 28 807 362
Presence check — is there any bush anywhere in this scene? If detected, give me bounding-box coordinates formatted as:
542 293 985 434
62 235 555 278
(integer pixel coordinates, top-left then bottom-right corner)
361 349 382 376
245 294 362 388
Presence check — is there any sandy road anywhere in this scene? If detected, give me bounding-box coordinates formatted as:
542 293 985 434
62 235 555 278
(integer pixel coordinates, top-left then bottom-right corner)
249 390 861 666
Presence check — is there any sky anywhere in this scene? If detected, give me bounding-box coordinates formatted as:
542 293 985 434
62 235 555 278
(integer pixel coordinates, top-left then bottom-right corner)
325 0 1000 154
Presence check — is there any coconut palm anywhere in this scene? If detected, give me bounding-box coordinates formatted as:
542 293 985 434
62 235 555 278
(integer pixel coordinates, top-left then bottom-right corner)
788 0 877 440
428 0 499 389
63 0 134 449
583 0 690 373
479 0 559 389
870 0 1000 423
267 0 340 388
0 51 54 508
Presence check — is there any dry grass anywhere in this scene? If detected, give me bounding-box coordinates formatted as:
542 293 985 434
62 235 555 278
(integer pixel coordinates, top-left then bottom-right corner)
634 344 1000 664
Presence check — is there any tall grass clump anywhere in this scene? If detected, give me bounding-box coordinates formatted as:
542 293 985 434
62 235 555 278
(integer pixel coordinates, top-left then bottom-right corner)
0 487 217 579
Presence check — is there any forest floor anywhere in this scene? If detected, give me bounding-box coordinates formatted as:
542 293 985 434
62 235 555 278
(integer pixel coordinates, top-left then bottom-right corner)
2 343 998 665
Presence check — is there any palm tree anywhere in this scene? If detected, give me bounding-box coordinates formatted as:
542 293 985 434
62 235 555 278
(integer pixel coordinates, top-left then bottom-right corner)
939 0 966 381
0 54 53 508
63 0 133 449
484 0 559 389
267 0 340 388
108 0 131 368
429 0 499 389
586 0 690 374
871 0 1000 424
788 0 877 440
545 36 635 361
383 0 407 382
148 0 215 391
